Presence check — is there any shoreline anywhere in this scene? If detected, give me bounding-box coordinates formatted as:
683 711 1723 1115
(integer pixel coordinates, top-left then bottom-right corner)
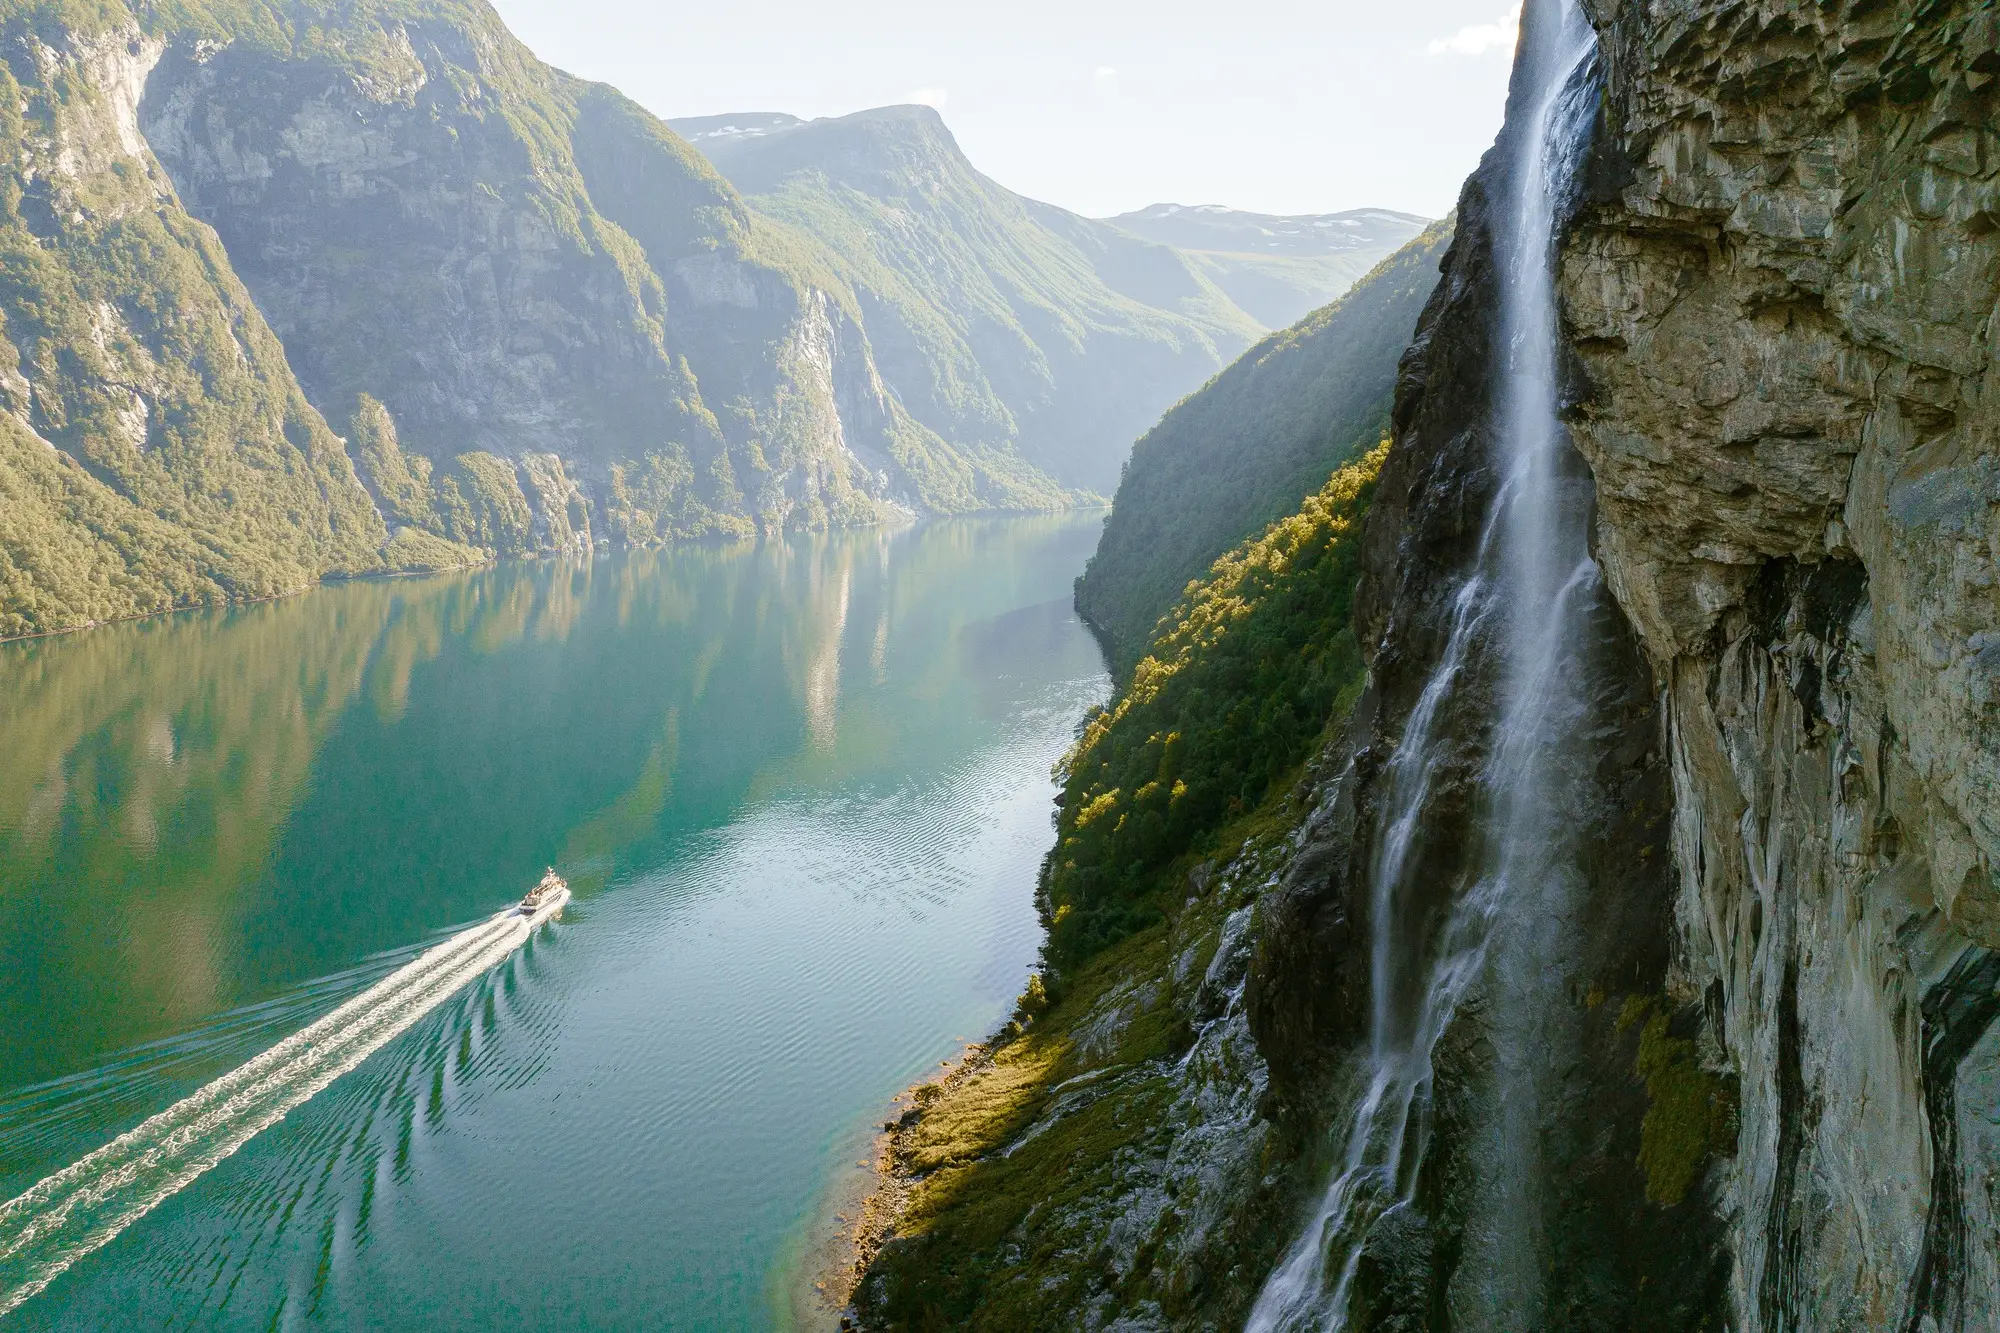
0 508 1110 646
797 1042 993 1330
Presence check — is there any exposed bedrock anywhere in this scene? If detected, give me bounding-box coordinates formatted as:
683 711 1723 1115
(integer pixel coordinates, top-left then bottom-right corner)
1244 9 1729 1320
1559 0 2000 1325
1244 0 2000 1327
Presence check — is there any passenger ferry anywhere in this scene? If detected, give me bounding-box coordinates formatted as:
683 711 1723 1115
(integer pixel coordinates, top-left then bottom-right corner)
514 869 571 927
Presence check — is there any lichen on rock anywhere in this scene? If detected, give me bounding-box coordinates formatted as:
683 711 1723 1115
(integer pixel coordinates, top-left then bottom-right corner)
1563 0 2000 1322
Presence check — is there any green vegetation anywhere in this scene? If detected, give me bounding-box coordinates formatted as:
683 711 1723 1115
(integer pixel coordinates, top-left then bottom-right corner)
856 439 1392 1326
858 831 1305 1330
677 106 1264 495
0 0 1084 638
1619 996 1739 1206
0 7 488 638
1076 218 1452 676
861 928 1186 1330
1043 446 1384 974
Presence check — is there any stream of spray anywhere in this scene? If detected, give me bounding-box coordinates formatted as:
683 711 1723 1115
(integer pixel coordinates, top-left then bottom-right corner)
0 909 553 1318
1245 0 1602 1326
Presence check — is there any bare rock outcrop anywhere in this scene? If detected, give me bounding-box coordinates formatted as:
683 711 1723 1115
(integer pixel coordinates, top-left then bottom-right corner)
1563 0 2000 1323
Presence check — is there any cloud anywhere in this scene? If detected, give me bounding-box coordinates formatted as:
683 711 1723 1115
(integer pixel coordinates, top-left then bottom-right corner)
1427 5 1521 56
1094 66 1118 80
905 86 949 107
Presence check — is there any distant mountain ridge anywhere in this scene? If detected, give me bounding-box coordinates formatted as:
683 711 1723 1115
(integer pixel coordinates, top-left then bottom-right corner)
668 111 806 146
1 0 1430 641
1075 217 1454 675
672 104 1265 494
1107 203 1429 255
0 3 1072 638
1106 203 1430 329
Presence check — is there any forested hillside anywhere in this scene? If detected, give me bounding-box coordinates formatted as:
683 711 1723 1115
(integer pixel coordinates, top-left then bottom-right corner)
0 3 477 640
1105 202 1427 329
0 0 1070 639
1075 217 1452 674
673 106 1264 495
852 447 1387 1328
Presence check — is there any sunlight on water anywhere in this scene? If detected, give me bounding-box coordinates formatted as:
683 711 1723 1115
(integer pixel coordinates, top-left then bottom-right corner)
0 515 1107 1330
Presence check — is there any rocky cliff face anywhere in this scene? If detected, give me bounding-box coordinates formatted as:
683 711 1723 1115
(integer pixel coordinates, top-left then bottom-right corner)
0 0 1074 639
678 104 1265 495
1563 0 2000 1323
0 16 441 640
857 2 1999 1328
854 27 1724 1320
1252 0 2000 1320
132 9 1018 543
1237 29 1729 1315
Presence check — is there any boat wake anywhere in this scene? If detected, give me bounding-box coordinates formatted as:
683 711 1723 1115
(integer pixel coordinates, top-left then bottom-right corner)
0 890 565 1318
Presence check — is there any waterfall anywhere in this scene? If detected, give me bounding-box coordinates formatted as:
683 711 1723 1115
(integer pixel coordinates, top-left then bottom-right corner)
1245 0 1603 1326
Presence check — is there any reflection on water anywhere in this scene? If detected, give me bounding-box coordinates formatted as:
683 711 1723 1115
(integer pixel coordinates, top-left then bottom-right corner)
0 515 1107 1330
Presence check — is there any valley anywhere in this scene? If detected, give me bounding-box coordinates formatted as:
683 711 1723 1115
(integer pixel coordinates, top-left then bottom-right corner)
4 0 1997 1329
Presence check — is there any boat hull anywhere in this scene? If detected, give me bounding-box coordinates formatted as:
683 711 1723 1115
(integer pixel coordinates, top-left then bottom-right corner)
507 884 571 929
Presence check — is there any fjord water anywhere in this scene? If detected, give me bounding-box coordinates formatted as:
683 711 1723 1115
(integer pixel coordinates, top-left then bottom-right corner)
0 515 1107 1330
1247 0 1603 1325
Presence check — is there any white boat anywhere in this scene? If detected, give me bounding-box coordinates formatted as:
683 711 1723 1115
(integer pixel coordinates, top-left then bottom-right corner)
513 868 571 926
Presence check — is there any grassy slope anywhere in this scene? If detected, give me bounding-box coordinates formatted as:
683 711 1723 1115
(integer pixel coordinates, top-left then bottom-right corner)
1075 218 1453 677
683 106 1264 496
0 6 487 638
0 0 1075 636
855 448 1386 1329
1185 247 1386 330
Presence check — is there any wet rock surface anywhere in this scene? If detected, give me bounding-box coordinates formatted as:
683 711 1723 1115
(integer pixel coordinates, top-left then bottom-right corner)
835 3 1999 1327
1564 0 2000 1324
1244 44 1730 1320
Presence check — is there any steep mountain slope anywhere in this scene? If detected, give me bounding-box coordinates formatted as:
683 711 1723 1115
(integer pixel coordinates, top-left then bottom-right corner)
1076 218 1452 675
0 13 477 640
1562 0 2000 1322
852 449 1388 1329
673 105 1264 495
0 1 1069 639
853 12 1722 1322
855 0 2000 1327
1107 202 1429 329
135 4 1067 531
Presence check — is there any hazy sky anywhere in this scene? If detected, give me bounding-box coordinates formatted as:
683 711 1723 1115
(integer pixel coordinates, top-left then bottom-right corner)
486 0 1522 219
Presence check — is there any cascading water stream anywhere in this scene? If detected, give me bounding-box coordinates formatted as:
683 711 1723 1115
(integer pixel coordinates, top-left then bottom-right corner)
1245 0 1603 1326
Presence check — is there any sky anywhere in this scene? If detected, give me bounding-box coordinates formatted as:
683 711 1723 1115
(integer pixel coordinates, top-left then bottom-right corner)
485 0 1523 220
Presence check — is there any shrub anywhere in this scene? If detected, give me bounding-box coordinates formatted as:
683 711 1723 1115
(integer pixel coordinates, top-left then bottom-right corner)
1041 443 1385 974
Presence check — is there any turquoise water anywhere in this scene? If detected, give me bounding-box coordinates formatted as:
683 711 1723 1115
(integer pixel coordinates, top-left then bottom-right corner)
0 516 1107 1330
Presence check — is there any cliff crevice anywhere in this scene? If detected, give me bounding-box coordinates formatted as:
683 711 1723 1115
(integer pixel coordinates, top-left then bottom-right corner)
1566 0 2000 1322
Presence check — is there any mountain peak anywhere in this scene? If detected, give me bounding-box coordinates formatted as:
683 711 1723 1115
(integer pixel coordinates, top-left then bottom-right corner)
1107 204 1430 257
666 112 805 146
667 104 969 197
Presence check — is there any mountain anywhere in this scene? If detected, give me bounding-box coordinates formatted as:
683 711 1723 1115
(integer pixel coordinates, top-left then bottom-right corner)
672 105 1265 495
852 448 1387 1329
855 0 2000 1325
1106 202 1430 329
0 1 1068 639
1075 217 1452 675
0 5 469 641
